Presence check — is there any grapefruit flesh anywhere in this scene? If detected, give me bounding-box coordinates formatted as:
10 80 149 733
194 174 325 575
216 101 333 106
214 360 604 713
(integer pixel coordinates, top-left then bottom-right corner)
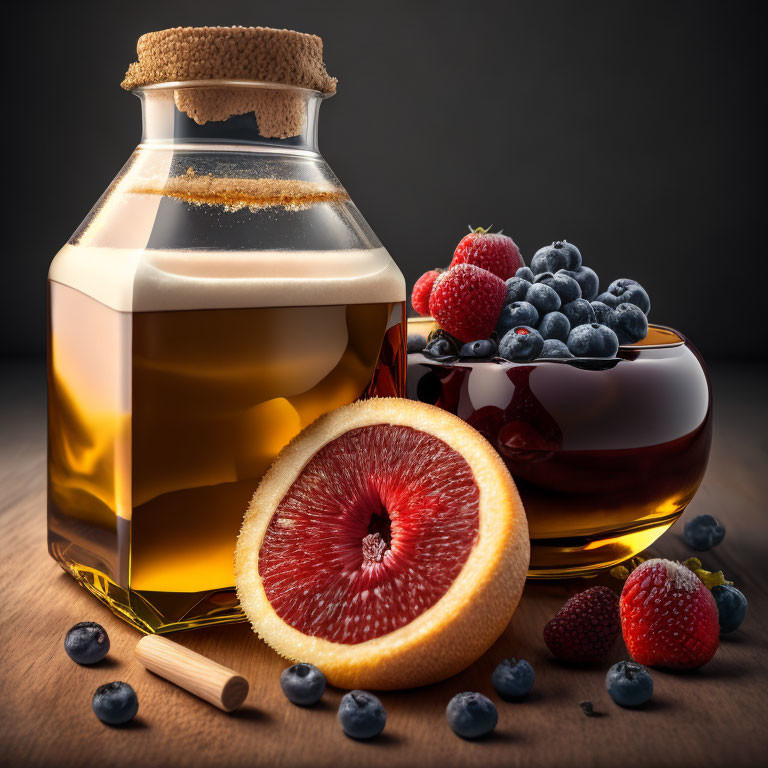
235 398 530 690
258 425 479 644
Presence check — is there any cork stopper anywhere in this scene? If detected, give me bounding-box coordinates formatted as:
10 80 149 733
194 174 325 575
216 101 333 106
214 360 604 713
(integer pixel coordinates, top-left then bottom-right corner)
122 26 337 138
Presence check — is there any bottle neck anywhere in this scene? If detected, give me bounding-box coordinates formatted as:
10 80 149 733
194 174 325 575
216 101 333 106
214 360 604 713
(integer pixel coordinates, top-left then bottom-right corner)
136 82 324 152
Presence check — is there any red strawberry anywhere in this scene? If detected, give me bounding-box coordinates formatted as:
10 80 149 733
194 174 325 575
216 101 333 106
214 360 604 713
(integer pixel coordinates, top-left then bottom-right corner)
411 269 442 316
450 226 523 281
428 264 505 342
620 558 719 669
543 586 621 663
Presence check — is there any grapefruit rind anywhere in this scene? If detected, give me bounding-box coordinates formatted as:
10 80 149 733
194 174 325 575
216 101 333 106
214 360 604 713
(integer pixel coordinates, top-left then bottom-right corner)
235 397 530 690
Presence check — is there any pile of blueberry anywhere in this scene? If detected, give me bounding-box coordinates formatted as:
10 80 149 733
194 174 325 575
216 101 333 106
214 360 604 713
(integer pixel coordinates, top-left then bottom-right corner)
419 240 652 362
283 654 657 738
63 621 140 726
280 657 536 740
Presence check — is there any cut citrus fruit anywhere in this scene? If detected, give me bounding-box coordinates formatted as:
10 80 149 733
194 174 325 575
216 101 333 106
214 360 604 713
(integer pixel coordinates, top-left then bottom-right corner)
235 397 529 689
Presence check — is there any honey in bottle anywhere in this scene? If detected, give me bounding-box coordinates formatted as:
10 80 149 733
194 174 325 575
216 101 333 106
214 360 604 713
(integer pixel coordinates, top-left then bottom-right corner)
47 27 406 633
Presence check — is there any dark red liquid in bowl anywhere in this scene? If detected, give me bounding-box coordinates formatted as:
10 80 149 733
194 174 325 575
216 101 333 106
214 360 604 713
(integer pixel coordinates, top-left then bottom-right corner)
407 325 712 577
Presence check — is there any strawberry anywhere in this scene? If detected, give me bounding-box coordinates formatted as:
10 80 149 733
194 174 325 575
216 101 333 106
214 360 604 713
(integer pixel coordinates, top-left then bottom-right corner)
428 264 505 342
543 586 621 663
411 269 442 316
620 558 719 669
450 226 523 281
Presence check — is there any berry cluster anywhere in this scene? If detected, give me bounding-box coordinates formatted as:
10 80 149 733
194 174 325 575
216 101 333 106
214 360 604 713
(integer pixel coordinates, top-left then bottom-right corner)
410 229 652 361
284 555 748 738
537 551 749 709
63 621 140 725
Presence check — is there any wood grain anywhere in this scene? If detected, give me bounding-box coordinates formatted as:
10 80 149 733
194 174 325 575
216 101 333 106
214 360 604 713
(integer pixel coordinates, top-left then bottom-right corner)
1 359 766 768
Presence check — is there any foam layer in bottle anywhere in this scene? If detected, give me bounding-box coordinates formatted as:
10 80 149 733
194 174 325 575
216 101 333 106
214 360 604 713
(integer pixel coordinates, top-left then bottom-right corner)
49 244 405 312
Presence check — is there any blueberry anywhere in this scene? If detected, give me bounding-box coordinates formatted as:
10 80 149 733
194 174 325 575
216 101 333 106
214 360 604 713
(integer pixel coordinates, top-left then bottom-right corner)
562 298 596 328
544 248 568 272
525 283 561 315
567 323 619 358
539 338 574 358
460 339 497 358
499 326 544 361
516 266 535 282
497 301 539 336
591 300 618 331
603 278 651 315
446 692 498 739
552 240 582 270
537 272 582 304
605 661 653 708
532 240 582 273
280 663 326 706
92 681 138 725
683 514 725 551
560 266 600 301
491 658 535 700
552 273 582 304
613 303 648 345
407 334 427 353
424 335 459 359
64 622 110 665
338 691 386 739
424 338 454 358
504 276 532 304
595 291 621 309
530 249 550 275
538 311 570 342
712 584 748 633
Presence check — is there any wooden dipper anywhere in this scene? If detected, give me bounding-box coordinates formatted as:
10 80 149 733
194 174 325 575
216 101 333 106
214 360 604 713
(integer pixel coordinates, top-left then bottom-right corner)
136 635 249 712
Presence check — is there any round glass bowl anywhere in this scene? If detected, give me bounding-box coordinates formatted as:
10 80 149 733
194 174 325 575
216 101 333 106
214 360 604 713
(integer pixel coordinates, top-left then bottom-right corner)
407 318 712 578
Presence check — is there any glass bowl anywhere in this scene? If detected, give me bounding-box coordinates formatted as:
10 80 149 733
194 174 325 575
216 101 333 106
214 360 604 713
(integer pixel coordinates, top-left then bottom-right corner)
406 317 712 578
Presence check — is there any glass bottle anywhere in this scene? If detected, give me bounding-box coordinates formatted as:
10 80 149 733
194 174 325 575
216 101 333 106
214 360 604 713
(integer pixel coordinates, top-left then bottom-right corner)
48 80 406 633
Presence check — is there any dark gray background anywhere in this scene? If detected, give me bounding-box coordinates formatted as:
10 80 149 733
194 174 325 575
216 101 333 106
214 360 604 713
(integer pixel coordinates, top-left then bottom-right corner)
5 0 762 359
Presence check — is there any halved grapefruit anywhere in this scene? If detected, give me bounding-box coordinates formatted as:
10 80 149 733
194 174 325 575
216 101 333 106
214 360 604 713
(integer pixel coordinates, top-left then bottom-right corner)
235 398 529 690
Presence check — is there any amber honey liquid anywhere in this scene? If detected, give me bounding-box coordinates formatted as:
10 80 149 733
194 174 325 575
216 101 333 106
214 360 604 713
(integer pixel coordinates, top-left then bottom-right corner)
49 280 405 632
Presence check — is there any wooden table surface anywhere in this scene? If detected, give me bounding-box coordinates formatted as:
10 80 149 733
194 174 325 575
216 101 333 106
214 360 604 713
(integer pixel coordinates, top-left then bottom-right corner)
1 359 766 768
